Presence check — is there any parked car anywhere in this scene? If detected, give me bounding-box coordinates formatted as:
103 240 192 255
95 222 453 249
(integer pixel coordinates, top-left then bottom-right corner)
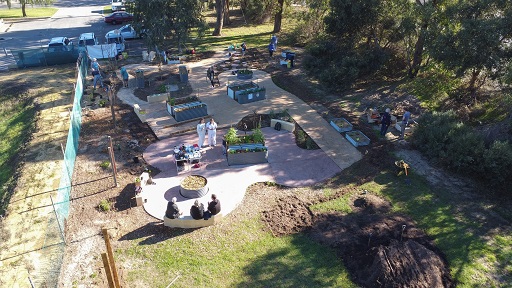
104 12 133 25
105 30 125 53
111 0 126 12
47 37 73 52
110 24 147 40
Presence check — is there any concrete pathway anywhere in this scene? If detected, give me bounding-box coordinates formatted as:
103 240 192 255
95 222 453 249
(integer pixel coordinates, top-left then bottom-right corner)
142 127 341 220
117 52 362 170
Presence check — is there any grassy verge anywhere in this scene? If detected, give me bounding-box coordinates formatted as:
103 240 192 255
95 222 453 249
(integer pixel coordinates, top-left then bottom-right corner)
0 8 57 18
119 218 356 287
311 166 512 287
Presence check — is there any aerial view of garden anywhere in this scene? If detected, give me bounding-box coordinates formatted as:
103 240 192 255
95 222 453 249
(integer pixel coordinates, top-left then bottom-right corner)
0 0 511 287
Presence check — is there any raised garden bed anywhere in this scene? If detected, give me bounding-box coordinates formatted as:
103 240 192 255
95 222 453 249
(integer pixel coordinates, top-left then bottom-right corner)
166 101 207 122
236 69 253 80
227 82 258 99
180 175 208 198
227 81 265 104
330 118 353 133
227 144 268 166
345 130 370 147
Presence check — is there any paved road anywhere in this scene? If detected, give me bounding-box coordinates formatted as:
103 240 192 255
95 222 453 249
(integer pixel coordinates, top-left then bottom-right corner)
0 0 144 70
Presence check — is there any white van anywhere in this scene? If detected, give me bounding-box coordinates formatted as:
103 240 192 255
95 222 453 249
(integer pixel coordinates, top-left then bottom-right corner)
105 30 125 53
111 0 125 12
78 33 99 48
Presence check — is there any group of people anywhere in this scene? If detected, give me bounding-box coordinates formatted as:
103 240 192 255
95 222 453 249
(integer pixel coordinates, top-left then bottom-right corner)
197 118 217 148
379 108 411 140
165 194 221 221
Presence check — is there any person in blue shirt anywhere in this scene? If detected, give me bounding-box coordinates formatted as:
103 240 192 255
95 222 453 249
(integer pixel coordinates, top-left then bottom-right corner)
120 67 129 87
271 35 278 49
400 110 411 140
268 42 276 58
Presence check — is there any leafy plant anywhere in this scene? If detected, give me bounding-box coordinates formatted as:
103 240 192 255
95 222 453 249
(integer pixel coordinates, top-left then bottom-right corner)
252 127 265 144
224 127 239 145
98 99 106 107
237 69 253 75
99 160 110 169
168 97 176 106
158 84 167 93
135 177 141 183
98 199 111 212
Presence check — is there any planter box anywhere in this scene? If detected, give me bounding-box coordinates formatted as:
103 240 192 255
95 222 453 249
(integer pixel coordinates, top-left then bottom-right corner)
345 130 370 147
227 150 268 166
395 121 417 134
133 104 147 123
168 101 208 122
330 118 353 133
147 92 169 103
237 89 266 104
227 82 259 100
236 72 253 80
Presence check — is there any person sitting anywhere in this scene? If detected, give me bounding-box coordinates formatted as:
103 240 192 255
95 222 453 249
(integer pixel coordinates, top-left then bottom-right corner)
190 200 204 220
165 197 182 219
203 194 221 220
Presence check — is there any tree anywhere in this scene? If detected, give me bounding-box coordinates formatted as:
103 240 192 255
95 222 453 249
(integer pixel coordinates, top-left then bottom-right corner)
427 0 512 97
212 0 226 36
273 0 285 33
129 0 206 53
0 0 54 17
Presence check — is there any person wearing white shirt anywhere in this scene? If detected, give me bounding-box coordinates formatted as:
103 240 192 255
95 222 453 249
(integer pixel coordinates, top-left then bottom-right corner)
197 118 206 148
206 118 218 146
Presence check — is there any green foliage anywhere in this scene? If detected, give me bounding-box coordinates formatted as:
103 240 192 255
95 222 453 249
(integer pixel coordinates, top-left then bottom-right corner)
98 99 106 107
99 160 110 169
0 7 57 18
240 0 276 24
251 127 265 144
98 199 111 212
224 127 240 145
399 65 461 110
412 111 512 192
157 84 167 93
167 97 176 106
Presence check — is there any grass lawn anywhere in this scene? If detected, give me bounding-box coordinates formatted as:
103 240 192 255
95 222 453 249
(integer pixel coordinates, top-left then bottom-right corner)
119 218 356 288
0 8 57 18
0 94 36 215
311 162 512 287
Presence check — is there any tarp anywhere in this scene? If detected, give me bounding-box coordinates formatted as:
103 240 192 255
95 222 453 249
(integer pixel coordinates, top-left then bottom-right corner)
85 44 117 59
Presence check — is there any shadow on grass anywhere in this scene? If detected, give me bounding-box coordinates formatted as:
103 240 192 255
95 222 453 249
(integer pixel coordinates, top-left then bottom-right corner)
119 221 197 245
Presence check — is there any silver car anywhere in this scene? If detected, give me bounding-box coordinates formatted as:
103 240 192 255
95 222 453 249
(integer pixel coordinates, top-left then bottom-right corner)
112 24 147 40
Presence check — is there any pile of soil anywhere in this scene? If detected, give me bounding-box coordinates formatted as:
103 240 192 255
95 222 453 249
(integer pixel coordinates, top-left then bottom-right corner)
262 193 454 288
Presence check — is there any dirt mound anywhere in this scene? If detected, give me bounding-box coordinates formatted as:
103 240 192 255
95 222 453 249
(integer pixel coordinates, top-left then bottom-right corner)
365 239 451 288
263 192 454 287
261 195 313 237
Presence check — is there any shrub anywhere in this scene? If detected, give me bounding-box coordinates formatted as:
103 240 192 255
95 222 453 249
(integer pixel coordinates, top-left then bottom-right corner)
99 160 110 169
98 199 111 212
412 111 512 195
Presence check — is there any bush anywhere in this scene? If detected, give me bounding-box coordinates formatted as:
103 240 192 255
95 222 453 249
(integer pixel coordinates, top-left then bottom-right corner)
99 160 110 170
98 199 111 212
412 111 512 195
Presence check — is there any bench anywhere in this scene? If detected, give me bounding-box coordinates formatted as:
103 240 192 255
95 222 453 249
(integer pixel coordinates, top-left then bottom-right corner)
271 119 295 133
163 213 223 228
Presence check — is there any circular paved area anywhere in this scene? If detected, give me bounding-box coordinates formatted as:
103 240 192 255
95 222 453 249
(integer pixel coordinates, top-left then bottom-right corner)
142 127 341 220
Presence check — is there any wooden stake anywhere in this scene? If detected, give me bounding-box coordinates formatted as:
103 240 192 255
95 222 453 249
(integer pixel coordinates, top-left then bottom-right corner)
101 253 116 288
102 228 121 288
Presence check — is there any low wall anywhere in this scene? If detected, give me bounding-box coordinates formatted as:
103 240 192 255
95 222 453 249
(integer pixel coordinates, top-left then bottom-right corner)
270 119 295 132
147 92 168 103
164 213 223 228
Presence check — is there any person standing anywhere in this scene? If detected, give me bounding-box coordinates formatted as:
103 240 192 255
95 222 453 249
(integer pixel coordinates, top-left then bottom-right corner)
270 34 278 49
399 110 411 140
91 58 104 90
197 118 206 148
206 118 217 147
268 42 276 58
120 67 129 87
241 42 247 56
206 66 215 88
380 108 392 136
